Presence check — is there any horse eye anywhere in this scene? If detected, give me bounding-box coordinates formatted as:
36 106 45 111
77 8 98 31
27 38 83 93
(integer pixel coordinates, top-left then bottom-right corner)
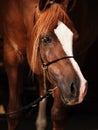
41 35 51 44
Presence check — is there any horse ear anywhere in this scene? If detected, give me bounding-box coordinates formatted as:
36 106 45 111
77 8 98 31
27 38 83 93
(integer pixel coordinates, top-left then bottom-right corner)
61 0 69 10
39 0 55 11
39 0 76 11
62 0 77 12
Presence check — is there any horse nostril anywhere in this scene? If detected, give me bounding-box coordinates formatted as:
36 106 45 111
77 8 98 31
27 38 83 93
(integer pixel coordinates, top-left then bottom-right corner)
70 83 76 97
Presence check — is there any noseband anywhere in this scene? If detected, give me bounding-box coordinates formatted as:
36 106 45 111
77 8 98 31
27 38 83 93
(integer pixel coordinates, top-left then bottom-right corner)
41 55 74 68
38 45 74 69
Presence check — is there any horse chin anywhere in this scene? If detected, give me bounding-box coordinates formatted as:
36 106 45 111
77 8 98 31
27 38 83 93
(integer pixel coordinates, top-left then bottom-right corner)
60 91 85 106
60 91 86 106
61 96 78 106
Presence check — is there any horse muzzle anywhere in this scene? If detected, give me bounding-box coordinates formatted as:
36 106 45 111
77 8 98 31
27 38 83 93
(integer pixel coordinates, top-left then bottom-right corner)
60 81 88 106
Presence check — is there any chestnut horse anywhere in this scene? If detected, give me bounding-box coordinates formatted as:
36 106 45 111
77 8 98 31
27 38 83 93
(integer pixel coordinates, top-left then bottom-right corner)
0 0 87 130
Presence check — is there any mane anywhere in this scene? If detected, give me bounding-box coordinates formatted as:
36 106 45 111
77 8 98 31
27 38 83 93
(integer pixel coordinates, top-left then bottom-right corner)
28 3 77 72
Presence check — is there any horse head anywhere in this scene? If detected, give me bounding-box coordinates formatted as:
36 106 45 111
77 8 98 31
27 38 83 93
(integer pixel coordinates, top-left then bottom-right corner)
27 0 87 106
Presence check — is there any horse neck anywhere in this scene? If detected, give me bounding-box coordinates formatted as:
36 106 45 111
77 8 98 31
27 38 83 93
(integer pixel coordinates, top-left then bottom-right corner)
18 0 39 33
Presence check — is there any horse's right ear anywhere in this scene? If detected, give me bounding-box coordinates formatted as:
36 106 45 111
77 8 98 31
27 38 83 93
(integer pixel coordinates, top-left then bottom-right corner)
39 0 55 11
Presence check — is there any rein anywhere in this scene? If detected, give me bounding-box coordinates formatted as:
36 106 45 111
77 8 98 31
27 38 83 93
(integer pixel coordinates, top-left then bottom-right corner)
0 88 56 116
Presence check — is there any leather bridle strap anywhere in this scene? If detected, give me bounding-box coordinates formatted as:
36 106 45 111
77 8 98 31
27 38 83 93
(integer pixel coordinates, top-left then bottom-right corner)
42 55 74 68
38 45 74 69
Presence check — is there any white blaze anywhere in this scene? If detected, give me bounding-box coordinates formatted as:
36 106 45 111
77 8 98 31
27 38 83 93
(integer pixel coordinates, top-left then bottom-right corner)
54 21 87 102
54 21 73 56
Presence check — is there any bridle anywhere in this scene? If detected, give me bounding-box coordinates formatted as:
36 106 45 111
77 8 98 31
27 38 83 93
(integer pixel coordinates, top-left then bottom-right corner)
38 43 74 93
41 55 74 68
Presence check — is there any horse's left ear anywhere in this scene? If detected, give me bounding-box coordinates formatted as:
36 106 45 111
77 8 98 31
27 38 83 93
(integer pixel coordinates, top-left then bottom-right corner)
39 0 55 11
62 0 77 12
39 0 76 11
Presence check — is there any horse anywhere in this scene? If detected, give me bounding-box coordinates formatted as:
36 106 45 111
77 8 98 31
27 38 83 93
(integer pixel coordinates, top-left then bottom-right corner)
0 0 88 130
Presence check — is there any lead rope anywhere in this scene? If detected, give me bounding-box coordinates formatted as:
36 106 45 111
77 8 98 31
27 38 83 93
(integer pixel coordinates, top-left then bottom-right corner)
0 67 57 117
